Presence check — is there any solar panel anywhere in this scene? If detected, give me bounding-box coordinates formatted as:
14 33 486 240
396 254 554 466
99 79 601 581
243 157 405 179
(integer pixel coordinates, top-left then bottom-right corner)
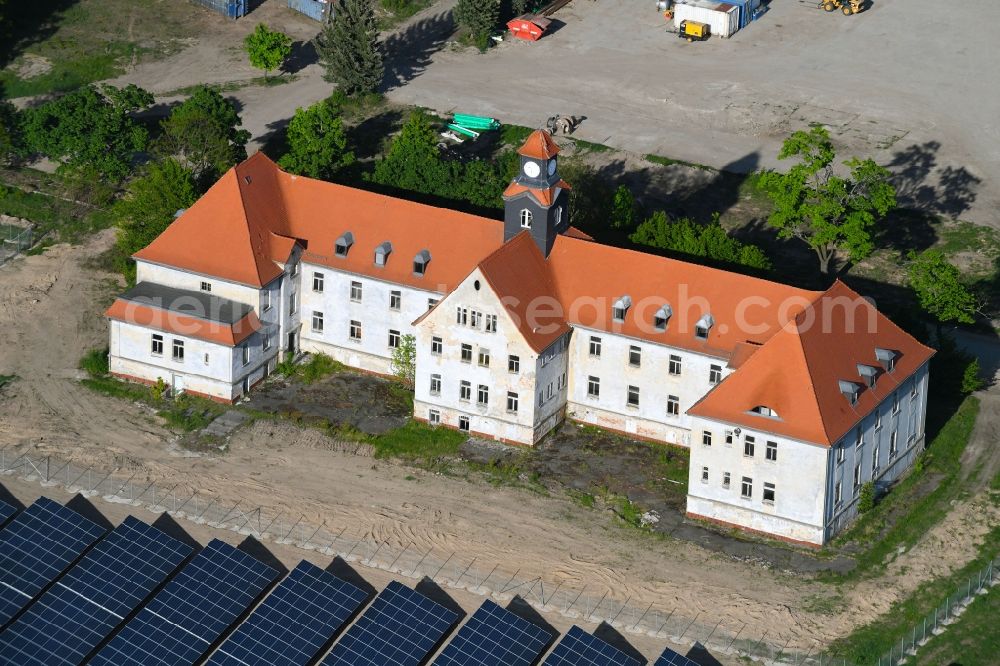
0 497 16 527
0 515 193 666
653 646 699 666
543 626 644 666
207 560 368 666
89 538 279 666
434 599 553 666
0 496 106 628
321 580 459 666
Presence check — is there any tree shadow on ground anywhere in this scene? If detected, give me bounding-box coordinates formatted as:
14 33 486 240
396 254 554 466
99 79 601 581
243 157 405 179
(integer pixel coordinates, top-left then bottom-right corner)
886 141 981 220
346 107 405 162
0 1 79 69
283 39 318 75
258 116 292 161
380 10 455 93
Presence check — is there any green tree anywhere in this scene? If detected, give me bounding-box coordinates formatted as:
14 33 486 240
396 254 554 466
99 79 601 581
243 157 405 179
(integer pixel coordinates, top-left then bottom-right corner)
455 0 500 46
858 481 876 513
278 98 355 180
243 23 292 80
961 358 984 394
391 334 416 388
0 100 21 165
610 184 636 231
630 211 772 270
907 249 979 325
114 159 198 280
315 0 384 96
20 84 153 182
369 110 450 194
157 86 250 185
757 125 896 274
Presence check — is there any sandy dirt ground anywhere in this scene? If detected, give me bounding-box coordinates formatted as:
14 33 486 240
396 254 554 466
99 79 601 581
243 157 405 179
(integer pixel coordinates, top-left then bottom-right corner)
106 0 998 228
1 234 999 660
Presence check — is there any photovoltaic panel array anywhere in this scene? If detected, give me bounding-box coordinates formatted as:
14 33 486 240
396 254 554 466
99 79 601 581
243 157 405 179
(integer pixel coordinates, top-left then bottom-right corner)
0 496 106 628
653 646 700 666
0 516 193 666
543 626 644 666
89 538 279 666
207 560 368 666
434 599 553 666
321 580 459 666
0 497 15 528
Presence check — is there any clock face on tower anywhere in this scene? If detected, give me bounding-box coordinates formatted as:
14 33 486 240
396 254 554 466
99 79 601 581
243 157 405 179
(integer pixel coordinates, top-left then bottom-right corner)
523 161 541 178
547 158 557 176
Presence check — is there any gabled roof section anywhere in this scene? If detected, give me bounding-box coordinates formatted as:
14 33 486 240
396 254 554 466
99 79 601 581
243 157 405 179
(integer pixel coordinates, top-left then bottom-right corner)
477 231 570 353
518 130 560 160
688 281 935 446
502 180 571 207
105 299 261 346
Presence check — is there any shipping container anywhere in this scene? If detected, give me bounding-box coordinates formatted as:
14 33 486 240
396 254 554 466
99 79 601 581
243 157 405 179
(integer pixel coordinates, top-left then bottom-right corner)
190 0 248 19
673 0 738 38
288 0 329 21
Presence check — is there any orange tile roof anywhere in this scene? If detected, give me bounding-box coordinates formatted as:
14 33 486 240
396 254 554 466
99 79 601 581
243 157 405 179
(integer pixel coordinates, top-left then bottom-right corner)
518 130 560 160
688 281 935 446
502 180 572 207
476 231 571 353
105 299 261 346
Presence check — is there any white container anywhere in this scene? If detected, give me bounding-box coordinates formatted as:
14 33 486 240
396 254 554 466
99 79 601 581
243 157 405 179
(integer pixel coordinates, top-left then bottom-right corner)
673 0 739 38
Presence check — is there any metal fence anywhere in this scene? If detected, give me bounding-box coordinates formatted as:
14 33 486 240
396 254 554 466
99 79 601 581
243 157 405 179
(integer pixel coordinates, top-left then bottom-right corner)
189 0 249 19
0 224 34 266
876 555 998 666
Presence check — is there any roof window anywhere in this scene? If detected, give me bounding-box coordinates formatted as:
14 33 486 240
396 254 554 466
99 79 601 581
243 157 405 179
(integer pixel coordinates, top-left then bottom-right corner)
654 304 672 331
750 405 779 418
413 249 431 276
875 347 897 372
374 241 392 267
857 363 879 388
695 314 714 339
839 380 860 406
334 232 354 257
612 295 631 323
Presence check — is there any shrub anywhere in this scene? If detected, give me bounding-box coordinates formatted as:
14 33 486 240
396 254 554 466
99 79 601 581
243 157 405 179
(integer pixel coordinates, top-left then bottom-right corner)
79 347 110 378
961 358 984 394
858 481 876 513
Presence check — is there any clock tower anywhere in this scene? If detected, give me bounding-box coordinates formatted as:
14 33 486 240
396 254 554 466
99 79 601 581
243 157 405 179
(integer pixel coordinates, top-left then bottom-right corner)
502 130 571 258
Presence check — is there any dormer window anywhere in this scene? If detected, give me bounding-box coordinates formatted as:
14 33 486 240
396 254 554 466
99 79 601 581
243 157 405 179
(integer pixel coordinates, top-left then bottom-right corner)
520 209 533 229
653 304 672 331
612 295 631 323
751 405 778 418
695 314 714 340
839 380 860 406
875 348 897 373
335 232 354 257
413 249 431 276
857 364 879 389
374 241 392 267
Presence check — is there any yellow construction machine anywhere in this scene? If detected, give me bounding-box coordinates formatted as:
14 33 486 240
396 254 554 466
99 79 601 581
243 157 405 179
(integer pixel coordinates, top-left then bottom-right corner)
822 0 863 15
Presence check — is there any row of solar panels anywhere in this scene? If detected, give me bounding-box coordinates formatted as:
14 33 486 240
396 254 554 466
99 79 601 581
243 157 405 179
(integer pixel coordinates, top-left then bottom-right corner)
0 495 700 666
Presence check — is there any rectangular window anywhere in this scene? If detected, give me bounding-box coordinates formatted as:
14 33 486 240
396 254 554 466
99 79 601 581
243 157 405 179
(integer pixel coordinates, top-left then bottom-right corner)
875 410 882 430
666 395 679 416
701 466 709 483
546 383 553 400
855 427 863 449
431 337 443 355
478 348 490 367
470 310 482 328
460 381 471 402
506 391 519 414
200 281 211 292
835 481 843 506
242 345 250 366
853 463 862 493
744 436 755 457
892 392 900 414
763 482 775 505
485 314 497 333
289 290 296 315
312 272 324 292
837 445 845 464
429 374 441 395
612 306 626 322
350 281 362 302
458 416 470 432
725 430 733 446
557 373 566 390
456 307 467 326
627 385 640 408
151 334 163 356
890 430 898 458
702 431 712 446
723 472 731 489
765 440 777 461
349 320 361 341
312 311 324 333
263 333 271 351
508 355 520 373
289 262 298 277
390 290 401 310
589 336 601 358
872 444 880 475
668 354 682 375
461 343 472 363
261 290 271 312
388 329 401 349
428 298 438 310
428 410 440 425
628 345 641 367
477 384 489 406
587 376 600 398
741 477 753 499
172 339 184 362
204 353 209 365
709 364 722 385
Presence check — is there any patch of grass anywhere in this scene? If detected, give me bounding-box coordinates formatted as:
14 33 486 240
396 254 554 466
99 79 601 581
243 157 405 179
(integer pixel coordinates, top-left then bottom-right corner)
826 396 979 577
600 490 646 529
500 124 534 147
298 353 345 383
79 347 110 378
161 75 298 98
1 42 139 98
644 153 715 171
157 394 226 432
376 0 434 29
914 581 1000 666
372 420 465 460
570 138 611 154
802 592 847 616
0 374 18 391
567 488 595 508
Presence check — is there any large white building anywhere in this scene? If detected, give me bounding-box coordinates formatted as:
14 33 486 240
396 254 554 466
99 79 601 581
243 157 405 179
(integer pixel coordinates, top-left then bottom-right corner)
106 131 933 546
